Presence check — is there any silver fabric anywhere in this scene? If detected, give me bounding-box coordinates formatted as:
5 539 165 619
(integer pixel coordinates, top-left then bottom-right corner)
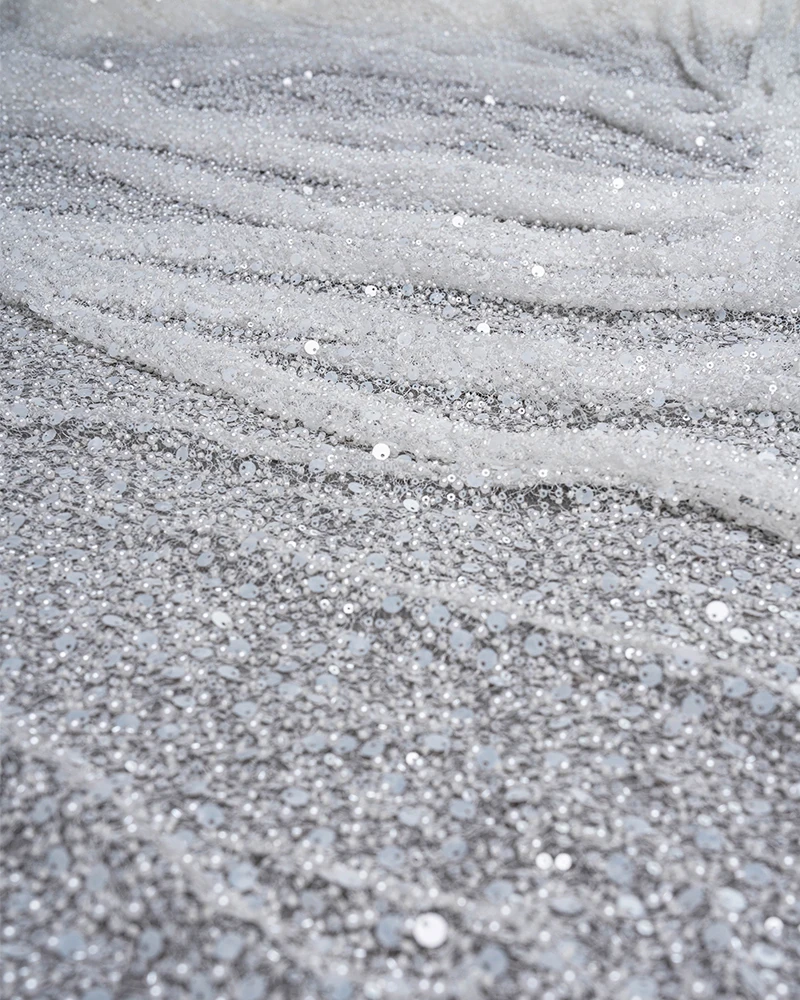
2 13 800 1000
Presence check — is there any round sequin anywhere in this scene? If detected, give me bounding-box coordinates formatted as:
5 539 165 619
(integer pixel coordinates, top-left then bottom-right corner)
412 912 449 949
705 600 729 622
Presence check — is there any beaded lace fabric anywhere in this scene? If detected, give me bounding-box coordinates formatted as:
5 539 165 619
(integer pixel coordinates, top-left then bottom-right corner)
2 5 800 999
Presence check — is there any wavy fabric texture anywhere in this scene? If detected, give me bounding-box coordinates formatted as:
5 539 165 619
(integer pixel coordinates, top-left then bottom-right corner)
2 5 800 1000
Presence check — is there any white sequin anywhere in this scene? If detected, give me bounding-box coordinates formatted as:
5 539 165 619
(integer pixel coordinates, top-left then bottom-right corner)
412 912 448 949
705 600 730 623
211 610 232 629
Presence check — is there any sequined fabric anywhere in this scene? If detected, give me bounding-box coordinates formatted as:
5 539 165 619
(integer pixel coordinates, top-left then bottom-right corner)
2 14 800 1000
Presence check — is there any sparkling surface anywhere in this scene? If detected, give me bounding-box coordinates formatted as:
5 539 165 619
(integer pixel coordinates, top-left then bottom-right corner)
1 7 800 1000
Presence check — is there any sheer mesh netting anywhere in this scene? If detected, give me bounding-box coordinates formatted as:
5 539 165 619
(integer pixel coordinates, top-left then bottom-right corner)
2 4 800 999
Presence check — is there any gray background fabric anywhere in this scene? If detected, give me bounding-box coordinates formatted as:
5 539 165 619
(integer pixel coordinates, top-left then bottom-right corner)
2 10 800 1000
